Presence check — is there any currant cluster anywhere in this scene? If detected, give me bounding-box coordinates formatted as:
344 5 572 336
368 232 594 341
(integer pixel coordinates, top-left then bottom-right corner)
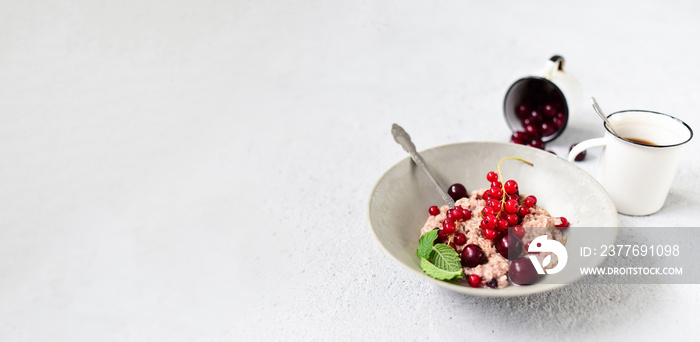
428 202 471 250
479 170 535 242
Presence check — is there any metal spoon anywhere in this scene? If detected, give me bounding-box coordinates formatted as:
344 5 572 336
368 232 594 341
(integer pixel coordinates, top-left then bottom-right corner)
591 97 620 136
391 123 455 208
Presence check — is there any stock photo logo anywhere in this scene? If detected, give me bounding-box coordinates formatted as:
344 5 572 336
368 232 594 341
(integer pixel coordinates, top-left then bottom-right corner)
527 235 568 275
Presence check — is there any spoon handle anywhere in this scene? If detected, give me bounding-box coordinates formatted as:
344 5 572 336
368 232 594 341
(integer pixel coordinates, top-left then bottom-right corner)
391 124 455 208
591 97 620 136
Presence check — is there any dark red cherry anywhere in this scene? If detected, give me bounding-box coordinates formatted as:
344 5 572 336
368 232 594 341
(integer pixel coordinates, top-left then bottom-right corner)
524 123 540 137
528 110 544 124
509 258 539 285
552 112 567 128
496 234 523 260
461 244 486 267
540 121 557 137
528 137 545 149
569 143 587 161
516 104 530 120
448 183 468 201
512 131 531 141
542 103 557 118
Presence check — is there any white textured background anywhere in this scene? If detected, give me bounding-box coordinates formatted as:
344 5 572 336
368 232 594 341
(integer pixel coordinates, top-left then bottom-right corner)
1 1 699 341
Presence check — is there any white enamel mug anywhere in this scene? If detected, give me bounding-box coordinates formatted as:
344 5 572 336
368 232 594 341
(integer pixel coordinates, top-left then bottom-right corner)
504 55 583 142
569 110 693 216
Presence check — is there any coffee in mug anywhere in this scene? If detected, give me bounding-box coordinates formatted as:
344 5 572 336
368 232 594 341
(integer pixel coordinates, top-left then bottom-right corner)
568 110 693 216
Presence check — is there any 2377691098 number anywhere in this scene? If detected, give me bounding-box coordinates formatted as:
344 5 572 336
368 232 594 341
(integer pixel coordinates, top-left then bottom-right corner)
599 244 679 257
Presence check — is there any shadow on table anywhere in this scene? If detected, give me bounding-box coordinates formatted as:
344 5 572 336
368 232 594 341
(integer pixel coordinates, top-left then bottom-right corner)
442 282 666 337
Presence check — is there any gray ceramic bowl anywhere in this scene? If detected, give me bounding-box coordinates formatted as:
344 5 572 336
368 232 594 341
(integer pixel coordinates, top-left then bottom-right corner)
368 142 618 297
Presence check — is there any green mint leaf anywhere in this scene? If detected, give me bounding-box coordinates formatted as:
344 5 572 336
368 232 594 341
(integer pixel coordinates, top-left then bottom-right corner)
430 244 462 272
420 257 463 280
416 230 439 259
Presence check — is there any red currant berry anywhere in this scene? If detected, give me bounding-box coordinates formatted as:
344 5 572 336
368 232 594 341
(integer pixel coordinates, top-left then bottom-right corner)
504 180 518 194
490 187 503 200
481 214 497 230
448 208 463 221
524 240 537 254
481 206 495 217
445 210 455 222
513 225 525 239
448 242 457 250
461 207 472 220
488 200 502 212
442 220 456 235
482 189 492 200
507 193 520 202
491 181 502 190
506 213 520 226
517 206 530 217
454 233 467 245
497 210 507 220
524 195 537 208
486 171 499 182
504 199 519 214
556 217 570 229
468 274 481 288
483 227 498 240
428 205 440 216
496 219 509 231
437 230 449 242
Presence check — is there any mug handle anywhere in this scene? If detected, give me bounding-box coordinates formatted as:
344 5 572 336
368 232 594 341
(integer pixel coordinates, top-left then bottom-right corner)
568 138 607 162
